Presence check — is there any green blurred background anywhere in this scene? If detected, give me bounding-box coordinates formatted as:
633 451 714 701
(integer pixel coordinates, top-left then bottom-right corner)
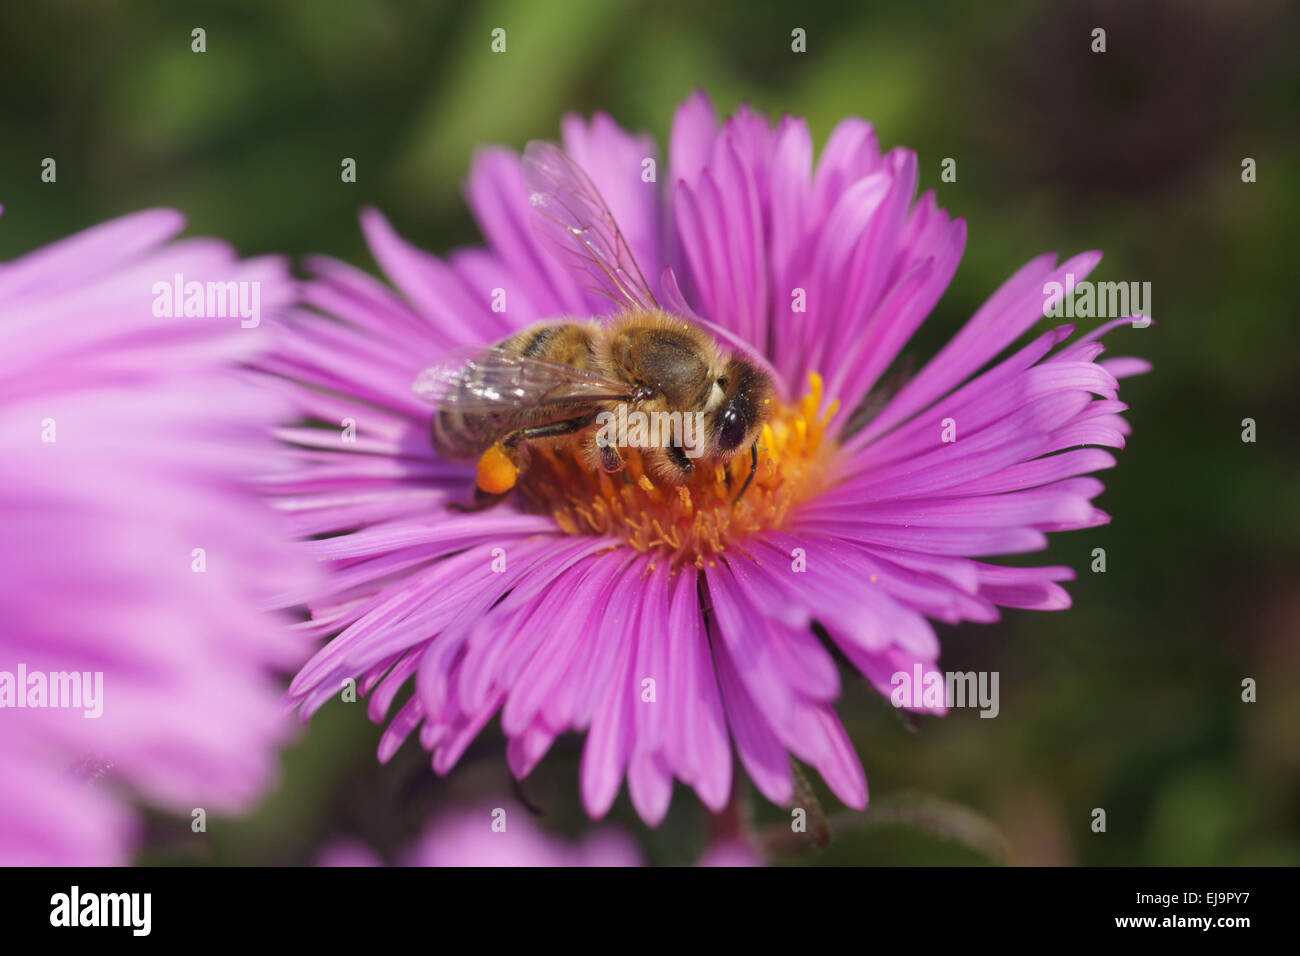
2 0 1296 865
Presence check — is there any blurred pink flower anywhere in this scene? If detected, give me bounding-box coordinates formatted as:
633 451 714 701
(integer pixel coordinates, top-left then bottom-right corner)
317 801 761 867
697 839 765 867
0 208 318 864
317 803 640 867
268 93 1148 826
316 840 383 868
404 805 641 867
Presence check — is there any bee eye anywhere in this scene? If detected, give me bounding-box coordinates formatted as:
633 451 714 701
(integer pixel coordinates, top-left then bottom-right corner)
718 404 746 452
717 377 728 390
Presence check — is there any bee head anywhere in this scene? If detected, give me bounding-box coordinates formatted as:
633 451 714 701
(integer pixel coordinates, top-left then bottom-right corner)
709 357 772 459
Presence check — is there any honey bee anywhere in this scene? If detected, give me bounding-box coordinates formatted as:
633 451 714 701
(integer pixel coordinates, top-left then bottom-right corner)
414 141 774 504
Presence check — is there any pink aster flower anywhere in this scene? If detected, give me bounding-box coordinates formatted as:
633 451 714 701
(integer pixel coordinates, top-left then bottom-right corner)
0 208 318 864
269 93 1149 825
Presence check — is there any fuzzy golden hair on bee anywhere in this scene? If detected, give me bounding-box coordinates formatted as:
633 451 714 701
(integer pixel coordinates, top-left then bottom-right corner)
412 141 774 506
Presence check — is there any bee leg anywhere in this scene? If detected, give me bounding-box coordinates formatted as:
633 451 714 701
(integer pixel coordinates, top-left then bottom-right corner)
504 413 602 477
731 441 760 506
447 485 511 513
508 412 598 443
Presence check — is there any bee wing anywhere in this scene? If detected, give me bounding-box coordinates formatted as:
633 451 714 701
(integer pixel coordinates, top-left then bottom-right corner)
523 140 660 313
413 344 637 413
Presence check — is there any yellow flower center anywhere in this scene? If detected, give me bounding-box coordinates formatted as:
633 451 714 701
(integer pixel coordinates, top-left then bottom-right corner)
518 374 841 567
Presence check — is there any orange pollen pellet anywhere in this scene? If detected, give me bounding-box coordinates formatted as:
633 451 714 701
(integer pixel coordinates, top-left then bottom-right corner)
476 443 518 495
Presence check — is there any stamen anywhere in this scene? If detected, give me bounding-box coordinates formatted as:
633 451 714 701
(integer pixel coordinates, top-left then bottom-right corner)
518 374 840 566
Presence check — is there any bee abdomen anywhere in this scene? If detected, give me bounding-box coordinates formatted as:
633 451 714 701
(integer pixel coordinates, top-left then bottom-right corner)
519 324 560 357
431 407 492 461
428 321 602 463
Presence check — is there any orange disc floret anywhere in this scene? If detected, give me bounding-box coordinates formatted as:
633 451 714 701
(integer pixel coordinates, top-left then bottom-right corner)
518 373 841 567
